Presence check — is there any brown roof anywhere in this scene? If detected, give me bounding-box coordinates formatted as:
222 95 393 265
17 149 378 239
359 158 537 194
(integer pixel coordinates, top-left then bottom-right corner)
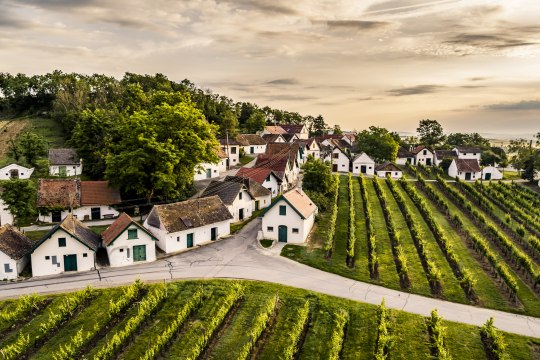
454 159 481 173
265 142 299 157
265 126 287 134
254 154 291 180
219 138 248 146
375 162 402 172
454 146 482 153
80 181 121 206
397 146 414 158
224 175 271 198
282 189 317 219
279 124 306 134
411 145 431 154
262 134 283 143
48 148 80 165
34 214 100 251
434 150 458 159
236 167 280 185
217 148 228 159
146 196 233 233
237 134 267 146
37 179 81 208
0 224 33 260
101 213 154 246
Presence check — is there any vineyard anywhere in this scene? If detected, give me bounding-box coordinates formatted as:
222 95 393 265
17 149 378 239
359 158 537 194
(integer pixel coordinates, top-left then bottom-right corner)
282 173 540 319
0 279 536 359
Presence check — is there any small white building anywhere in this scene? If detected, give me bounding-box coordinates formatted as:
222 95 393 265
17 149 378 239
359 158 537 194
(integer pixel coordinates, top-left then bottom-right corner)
0 164 34 180
0 199 14 226
296 138 320 159
412 146 434 166
396 147 415 165
143 196 233 253
101 213 157 267
30 215 99 277
261 188 317 243
37 179 121 223
481 166 503 181
282 133 300 143
330 146 350 172
453 147 482 161
48 148 82 177
236 167 283 198
219 138 245 167
448 158 481 180
352 152 375 176
194 149 228 181
0 224 33 280
200 179 255 222
375 162 403 179
224 176 272 211
237 134 267 155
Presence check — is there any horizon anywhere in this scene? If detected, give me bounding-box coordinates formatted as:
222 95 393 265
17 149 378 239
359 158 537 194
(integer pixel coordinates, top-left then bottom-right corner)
1 0 539 136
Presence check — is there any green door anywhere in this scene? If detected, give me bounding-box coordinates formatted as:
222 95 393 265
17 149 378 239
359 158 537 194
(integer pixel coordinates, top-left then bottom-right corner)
255 200 260 211
133 245 147 262
187 233 194 248
211 227 217 241
63 254 78 271
485 173 491 180
59 166 67 177
278 225 288 243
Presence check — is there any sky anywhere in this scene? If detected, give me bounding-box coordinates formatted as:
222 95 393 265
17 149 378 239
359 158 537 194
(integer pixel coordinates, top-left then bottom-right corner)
1 0 540 138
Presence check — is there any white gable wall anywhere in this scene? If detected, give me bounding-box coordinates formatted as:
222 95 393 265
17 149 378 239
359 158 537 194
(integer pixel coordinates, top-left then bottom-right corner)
448 160 481 180
262 175 281 198
106 225 156 267
262 200 315 243
482 166 503 180
243 144 266 155
376 170 403 179
49 164 83 177
331 148 350 172
221 145 240 166
0 251 28 280
228 189 254 222
31 228 95 277
0 164 34 180
352 154 375 176
0 200 14 226
253 194 272 211
414 149 434 166
194 162 221 181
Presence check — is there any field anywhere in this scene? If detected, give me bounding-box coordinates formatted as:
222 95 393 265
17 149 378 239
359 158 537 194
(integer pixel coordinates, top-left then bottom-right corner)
0 279 537 359
283 171 540 319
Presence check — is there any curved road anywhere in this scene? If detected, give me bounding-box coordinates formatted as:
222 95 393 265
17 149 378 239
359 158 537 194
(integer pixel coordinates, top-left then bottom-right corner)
2 219 540 338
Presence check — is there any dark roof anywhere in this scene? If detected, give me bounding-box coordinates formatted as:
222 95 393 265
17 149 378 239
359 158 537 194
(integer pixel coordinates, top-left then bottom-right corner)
411 145 431 154
101 213 156 246
146 196 233 233
279 124 306 134
224 175 271 198
254 154 290 180
219 138 247 146
454 159 481 173
200 180 253 205
454 146 482 153
397 146 414 158
434 150 458 159
265 142 299 157
48 148 80 165
262 134 283 143
0 224 33 260
80 181 121 206
236 134 267 146
34 214 100 252
236 167 281 185
375 162 402 172
281 133 297 142
37 179 81 208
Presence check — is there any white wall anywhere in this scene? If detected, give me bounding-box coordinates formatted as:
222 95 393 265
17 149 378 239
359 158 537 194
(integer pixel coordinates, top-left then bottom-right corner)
39 206 119 223
453 148 481 161
0 251 27 280
253 194 272 210
243 144 266 155
415 149 434 166
331 148 350 172
0 199 14 226
352 154 375 176
31 228 95 277
376 170 403 179
261 199 315 243
228 189 254 222
262 175 281 198
194 162 221 181
482 167 503 180
49 164 82 177
448 161 481 180
144 219 231 253
0 164 34 180
221 145 240 166
106 226 156 267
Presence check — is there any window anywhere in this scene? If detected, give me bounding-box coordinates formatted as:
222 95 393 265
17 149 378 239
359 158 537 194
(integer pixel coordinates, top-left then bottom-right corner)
292 228 299 234
4 264 13 273
333 153 339 159
473 153 477 156
177 236 180 242
423 150 427 155
45 256 50 260
279 205 286 216
127 229 138 239
266 175 271 182
58 238 66 247
83 253 88 257
267 226 274 232
239 192 242 200
230 147 237 154
120 248 124 252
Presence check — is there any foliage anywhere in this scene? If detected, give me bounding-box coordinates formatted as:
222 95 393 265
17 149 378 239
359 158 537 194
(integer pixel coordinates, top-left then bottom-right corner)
324 175 340 257
302 157 334 195
374 299 393 359
327 309 349 360
7 131 48 166
0 179 37 226
277 300 310 360
245 110 267 133
332 124 343 135
426 309 452 359
359 175 379 278
346 173 356 266
507 136 540 182
480 318 506 360
0 294 43 330
310 115 327 137
445 132 490 148
417 119 445 147
356 126 399 163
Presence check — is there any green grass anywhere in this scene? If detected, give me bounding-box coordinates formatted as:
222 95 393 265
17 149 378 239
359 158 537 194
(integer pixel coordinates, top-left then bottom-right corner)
260 239 274 248
503 170 522 180
89 225 109 235
26 117 66 148
239 155 255 166
1 280 539 359
22 230 50 242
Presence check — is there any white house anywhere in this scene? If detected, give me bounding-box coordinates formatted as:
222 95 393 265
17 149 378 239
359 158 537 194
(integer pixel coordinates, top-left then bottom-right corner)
101 213 157 267
375 162 403 179
200 180 254 222
261 188 317 243
262 133 286 143
237 134 267 155
0 224 33 280
295 138 320 159
224 176 272 211
0 199 14 226
37 179 121 223
48 148 82 177
280 124 309 140
434 150 458 166
0 164 34 180
219 138 245 167
412 146 434 166
481 166 503 181
352 152 375 176
236 167 283 198
30 215 99 277
143 196 233 253
396 147 415 165
194 149 228 181
448 158 481 180
453 147 482 161
330 145 350 173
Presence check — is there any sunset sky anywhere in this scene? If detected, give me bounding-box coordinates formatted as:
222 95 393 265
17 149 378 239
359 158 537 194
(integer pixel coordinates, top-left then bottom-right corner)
1 0 539 138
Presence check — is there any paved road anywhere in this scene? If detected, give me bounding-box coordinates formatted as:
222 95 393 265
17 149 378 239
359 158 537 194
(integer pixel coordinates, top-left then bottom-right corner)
2 218 540 338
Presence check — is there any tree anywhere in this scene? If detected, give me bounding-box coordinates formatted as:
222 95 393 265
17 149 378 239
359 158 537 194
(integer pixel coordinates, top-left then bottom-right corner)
302 157 334 195
356 126 399 163
245 110 266 133
508 136 540 182
332 124 343 135
417 119 445 147
0 179 37 227
310 115 327 137
446 132 490 148
105 100 219 201
7 131 48 167
481 147 508 167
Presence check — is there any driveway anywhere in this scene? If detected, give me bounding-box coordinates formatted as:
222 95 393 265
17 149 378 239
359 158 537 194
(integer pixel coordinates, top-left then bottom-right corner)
2 218 540 338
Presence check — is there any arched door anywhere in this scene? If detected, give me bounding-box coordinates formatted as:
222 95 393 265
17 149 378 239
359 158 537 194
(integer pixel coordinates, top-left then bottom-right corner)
278 225 288 242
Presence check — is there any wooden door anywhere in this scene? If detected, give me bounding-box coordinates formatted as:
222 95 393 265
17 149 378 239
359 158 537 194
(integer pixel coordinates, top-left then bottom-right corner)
133 245 147 262
63 254 78 271
278 225 288 243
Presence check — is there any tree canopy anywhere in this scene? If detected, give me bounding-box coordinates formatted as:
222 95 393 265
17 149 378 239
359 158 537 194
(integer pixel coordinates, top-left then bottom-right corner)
417 119 445 147
0 179 37 227
356 126 399 163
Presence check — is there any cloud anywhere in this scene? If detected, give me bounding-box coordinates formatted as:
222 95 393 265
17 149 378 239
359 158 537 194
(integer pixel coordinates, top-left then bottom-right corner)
386 84 444 96
322 20 392 31
266 78 299 85
215 0 297 15
468 77 488 81
0 8 33 28
444 33 537 50
485 100 540 111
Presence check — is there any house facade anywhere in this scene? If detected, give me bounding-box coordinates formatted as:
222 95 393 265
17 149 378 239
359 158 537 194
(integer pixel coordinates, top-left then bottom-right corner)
262 134 286 143
448 159 481 180
102 213 157 267
224 176 272 211
280 124 309 140
330 146 350 172
0 224 33 280
31 215 99 277
261 189 317 243
143 196 233 253
396 147 415 165
434 150 458 166
194 148 228 181
412 146 434 166
237 134 267 155
48 148 82 177
453 147 482 161
375 162 403 179
236 167 283 198
0 164 34 180
352 152 375 176
482 166 503 180
200 180 254 222
219 139 244 167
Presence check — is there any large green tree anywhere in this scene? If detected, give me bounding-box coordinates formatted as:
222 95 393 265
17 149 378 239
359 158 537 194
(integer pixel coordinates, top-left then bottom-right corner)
417 119 445 147
105 100 219 201
310 115 327 137
7 131 48 166
508 133 540 182
302 157 334 195
356 126 399 163
245 110 266 133
445 132 490 148
0 179 37 227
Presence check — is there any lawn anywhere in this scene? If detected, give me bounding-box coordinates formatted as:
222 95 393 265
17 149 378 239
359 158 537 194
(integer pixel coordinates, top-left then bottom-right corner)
239 155 254 166
1 279 537 359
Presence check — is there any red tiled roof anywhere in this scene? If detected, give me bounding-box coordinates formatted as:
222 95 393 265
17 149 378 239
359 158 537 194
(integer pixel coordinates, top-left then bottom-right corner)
80 181 122 206
236 167 274 184
279 124 305 134
101 213 133 246
37 179 80 208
